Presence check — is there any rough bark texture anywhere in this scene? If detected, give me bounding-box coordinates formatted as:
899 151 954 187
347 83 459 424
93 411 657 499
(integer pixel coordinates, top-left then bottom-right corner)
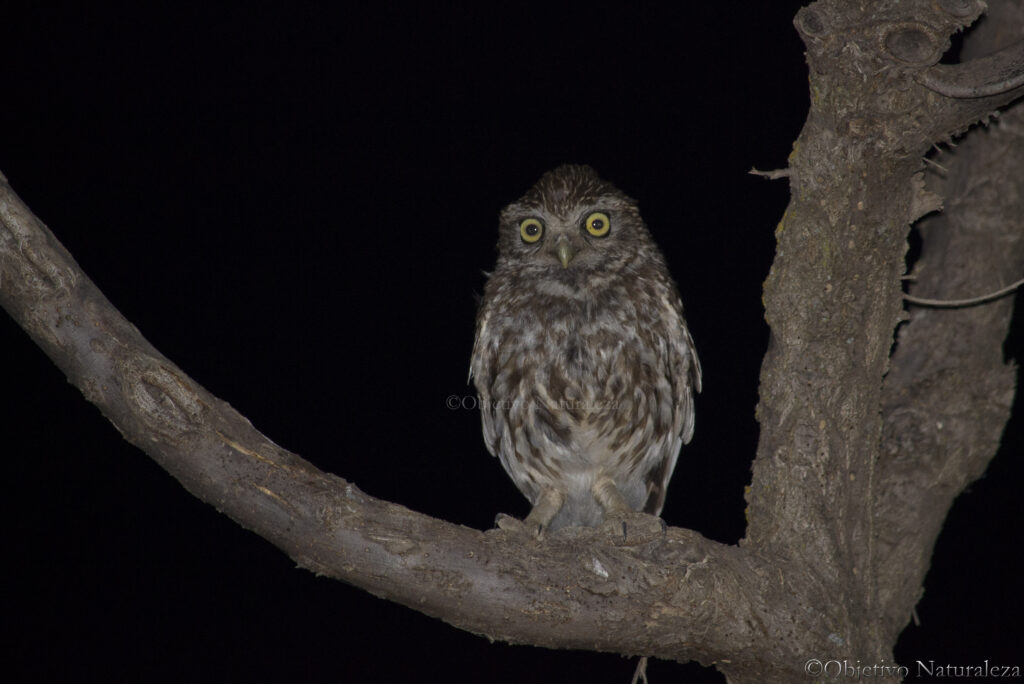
744 1 1024 675
875 1 1024 646
1 1 1022 682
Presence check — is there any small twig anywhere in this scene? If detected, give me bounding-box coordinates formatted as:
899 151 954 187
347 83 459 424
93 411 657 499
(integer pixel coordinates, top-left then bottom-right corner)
631 656 649 684
748 166 793 180
903 277 1024 308
922 156 948 173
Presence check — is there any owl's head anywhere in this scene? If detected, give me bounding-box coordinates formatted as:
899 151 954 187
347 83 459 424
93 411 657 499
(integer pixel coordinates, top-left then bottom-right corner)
496 165 658 277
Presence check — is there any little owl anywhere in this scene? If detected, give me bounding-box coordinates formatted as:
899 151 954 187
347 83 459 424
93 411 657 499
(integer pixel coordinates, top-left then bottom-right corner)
470 165 701 535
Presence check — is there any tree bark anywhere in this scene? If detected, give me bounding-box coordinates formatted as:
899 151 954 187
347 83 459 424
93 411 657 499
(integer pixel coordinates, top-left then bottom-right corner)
1 2 1022 682
875 0 1024 647
745 1 1024 673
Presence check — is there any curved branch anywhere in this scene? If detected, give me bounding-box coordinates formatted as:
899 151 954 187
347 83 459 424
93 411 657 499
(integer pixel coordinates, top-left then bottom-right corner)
0 172 828 681
916 39 1024 98
903 275 1024 307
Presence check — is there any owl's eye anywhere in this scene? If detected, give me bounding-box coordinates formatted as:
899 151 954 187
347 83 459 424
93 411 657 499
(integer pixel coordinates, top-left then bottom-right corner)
584 212 611 237
519 218 544 243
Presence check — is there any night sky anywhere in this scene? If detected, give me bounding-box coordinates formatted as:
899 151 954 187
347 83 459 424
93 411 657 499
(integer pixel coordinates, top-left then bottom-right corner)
1 4 1020 682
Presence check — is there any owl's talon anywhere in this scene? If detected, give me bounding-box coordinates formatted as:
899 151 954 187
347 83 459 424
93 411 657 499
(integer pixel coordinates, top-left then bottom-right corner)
495 513 544 538
493 512 517 530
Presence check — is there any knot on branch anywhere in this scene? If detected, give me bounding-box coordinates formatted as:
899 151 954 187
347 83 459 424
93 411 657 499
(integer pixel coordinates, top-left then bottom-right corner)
883 23 945 66
936 0 983 19
795 7 830 38
123 360 206 439
0 191 78 300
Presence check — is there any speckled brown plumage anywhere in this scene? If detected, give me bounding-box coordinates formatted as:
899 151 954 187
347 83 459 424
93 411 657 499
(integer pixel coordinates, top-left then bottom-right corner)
471 165 701 532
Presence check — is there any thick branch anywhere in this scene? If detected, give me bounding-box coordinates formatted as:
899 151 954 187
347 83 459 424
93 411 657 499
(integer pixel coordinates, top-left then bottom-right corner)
0 172 839 681
746 0 1024 664
874 8 1024 641
917 39 1024 98
875 110 1023 643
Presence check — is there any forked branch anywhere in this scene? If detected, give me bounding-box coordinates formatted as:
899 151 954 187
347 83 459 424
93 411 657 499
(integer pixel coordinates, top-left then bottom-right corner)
0 172 836 679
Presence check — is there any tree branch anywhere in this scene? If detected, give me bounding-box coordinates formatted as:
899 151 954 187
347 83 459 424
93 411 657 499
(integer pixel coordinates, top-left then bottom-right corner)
902 276 1024 307
916 39 1024 98
747 0 1024 665
0 170 842 681
874 2 1024 642
875 104 1023 643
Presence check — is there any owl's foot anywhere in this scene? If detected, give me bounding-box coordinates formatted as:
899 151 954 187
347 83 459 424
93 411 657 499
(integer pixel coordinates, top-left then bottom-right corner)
592 476 668 545
494 512 544 538
600 510 668 546
494 488 566 539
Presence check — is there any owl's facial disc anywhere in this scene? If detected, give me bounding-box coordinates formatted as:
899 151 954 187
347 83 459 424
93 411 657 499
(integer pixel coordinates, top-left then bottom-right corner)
510 206 617 271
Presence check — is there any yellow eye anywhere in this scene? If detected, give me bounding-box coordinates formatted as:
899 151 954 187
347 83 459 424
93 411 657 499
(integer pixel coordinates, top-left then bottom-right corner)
584 212 611 237
519 218 544 243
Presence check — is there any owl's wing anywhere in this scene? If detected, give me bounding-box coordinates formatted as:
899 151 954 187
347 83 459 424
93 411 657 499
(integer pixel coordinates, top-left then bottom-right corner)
675 320 702 444
644 295 701 515
469 308 500 456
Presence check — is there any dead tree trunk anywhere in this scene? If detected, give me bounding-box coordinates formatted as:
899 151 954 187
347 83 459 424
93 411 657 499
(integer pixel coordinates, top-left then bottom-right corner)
0 1 1021 682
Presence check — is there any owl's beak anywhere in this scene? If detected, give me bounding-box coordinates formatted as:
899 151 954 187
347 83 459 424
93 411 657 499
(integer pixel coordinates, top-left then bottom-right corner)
555 237 574 269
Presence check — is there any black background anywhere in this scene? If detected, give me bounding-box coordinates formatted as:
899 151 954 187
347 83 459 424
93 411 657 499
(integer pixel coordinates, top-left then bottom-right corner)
1 4 1020 683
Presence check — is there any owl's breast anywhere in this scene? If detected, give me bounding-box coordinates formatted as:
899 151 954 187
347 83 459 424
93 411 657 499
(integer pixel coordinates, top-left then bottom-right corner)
475 273 677 457
539 294 666 418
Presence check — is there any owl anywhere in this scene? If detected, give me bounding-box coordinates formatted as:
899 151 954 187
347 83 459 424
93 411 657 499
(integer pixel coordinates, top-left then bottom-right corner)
470 165 701 535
